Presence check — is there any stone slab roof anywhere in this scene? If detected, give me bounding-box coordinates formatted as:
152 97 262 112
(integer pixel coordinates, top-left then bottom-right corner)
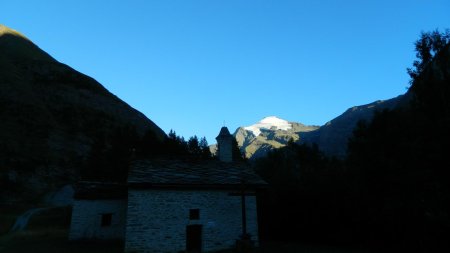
128 158 267 189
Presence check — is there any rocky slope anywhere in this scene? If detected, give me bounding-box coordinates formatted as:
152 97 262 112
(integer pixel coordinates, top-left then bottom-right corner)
226 94 409 160
233 116 319 159
300 94 409 157
0 25 165 201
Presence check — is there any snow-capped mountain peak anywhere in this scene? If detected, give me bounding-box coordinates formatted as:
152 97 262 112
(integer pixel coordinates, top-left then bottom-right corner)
244 116 292 136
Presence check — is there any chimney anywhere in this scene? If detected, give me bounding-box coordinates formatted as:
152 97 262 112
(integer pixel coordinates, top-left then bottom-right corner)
216 126 233 162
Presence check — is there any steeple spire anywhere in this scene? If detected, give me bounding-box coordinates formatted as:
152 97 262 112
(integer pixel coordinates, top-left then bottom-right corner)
215 126 233 162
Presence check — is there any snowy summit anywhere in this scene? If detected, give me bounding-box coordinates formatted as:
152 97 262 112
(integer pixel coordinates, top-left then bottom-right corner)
244 116 292 137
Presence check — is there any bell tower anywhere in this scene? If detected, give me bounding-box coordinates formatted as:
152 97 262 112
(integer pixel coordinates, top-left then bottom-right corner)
215 127 233 162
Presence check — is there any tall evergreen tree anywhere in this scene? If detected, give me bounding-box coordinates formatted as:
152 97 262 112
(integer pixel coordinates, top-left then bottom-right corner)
346 29 450 251
188 135 201 156
199 137 212 159
231 138 245 161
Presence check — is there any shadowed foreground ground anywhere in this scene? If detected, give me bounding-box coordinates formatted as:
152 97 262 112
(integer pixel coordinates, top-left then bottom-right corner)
0 205 122 253
0 229 123 253
0 205 369 253
0 232 368 253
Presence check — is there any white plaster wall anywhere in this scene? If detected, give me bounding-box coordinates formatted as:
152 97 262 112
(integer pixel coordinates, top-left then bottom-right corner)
125 189 258 253
69 199 127 240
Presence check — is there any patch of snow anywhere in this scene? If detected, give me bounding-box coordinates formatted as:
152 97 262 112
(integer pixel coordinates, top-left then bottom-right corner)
244 116 292 136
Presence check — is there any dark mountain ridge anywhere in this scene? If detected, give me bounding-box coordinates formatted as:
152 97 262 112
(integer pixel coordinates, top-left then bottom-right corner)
300 93 411 157
0 25 165 201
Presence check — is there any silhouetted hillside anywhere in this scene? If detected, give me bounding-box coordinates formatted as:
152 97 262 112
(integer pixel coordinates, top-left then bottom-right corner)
300 94 410 157
0 25 165 201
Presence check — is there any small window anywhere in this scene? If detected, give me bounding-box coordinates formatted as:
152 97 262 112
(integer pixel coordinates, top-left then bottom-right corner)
101 213 113 227
189 209 200 220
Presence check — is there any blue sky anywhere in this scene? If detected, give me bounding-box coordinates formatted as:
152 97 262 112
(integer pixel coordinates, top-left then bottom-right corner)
2 0 449 144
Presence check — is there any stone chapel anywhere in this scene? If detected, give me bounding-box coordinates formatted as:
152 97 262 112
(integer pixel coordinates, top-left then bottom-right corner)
69 127 266 253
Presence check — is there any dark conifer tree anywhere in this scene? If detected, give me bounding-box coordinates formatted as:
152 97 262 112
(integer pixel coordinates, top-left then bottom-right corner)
231 138 245 161
345 29 450 251
165 129 188 155
199 137 212 159
187 135 201 156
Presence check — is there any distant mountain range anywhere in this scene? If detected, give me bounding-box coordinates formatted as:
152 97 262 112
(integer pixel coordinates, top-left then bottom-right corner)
227 94 410 160
0 24 412 201
0 25 165 201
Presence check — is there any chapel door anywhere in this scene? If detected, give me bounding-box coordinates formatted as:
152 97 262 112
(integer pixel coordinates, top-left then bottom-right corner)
186 224 202 253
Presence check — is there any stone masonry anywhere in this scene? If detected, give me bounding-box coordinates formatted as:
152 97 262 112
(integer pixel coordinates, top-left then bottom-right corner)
69 199 127 240
125 189 258 253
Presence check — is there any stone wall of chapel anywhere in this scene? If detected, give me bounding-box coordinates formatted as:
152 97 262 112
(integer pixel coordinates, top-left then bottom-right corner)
69 199 127 241
125 189 258 253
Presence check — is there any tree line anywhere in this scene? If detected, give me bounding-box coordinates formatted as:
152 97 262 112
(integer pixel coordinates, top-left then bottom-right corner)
254 30 450 252
81 128 212 182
